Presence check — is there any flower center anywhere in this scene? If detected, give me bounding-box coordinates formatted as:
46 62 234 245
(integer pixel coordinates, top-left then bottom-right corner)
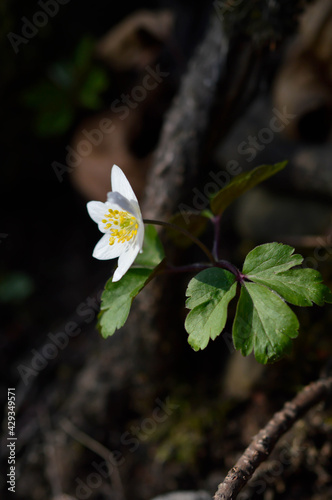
102 209 138 245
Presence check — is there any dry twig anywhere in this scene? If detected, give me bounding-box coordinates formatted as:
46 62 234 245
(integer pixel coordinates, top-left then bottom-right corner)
60 419 125 500
214 376 332 500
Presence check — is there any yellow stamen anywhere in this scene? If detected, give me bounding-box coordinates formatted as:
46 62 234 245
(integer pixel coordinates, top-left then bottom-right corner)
103 208 139 246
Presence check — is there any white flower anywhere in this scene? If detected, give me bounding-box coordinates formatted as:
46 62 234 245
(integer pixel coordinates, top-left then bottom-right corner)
87 164 144 282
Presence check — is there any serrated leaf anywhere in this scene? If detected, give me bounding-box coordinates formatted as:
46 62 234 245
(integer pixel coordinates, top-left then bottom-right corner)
98 268 152 338
167 212 209 248
134 224 165 268
185 268 237 351
243 242 332 306
98 225 165 339
243 242 303 275
210 161 287 215
249 268 332 307
233 283 299 364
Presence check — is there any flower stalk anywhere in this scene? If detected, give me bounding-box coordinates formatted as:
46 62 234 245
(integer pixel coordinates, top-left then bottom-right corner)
143 218 216 264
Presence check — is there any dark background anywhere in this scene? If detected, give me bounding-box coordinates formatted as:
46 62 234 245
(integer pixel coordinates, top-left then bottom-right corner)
1 1 332 499
0 0 210 386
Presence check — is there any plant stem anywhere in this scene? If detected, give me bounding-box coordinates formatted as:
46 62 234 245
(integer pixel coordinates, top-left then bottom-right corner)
165 263 213 274
143 219 244 281
143 219 216 264
210 216 244 282
217 260 244 283
212 214 222 261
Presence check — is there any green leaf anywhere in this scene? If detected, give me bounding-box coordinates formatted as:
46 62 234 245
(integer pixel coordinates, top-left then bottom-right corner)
233 283 299 364
249 268 332 307
232 242 332 362
210 161 287 215
78 66 109 109
98 268 152 339
36 106 74 137
167 212 209 248
185 268 237 351
134 224 165 268
74 36 95 71
0 272 34 303
97 225 165 339
243 242 332 306
22 81 75 136
243 242 303 275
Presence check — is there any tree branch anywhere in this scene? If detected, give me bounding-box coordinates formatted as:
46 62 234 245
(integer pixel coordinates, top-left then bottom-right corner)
142 13 229 221
214 375 332 500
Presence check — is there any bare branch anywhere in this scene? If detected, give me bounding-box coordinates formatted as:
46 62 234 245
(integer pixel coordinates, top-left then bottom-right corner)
214 375 332 500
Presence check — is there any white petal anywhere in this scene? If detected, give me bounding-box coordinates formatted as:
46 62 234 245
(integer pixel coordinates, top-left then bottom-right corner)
92 233 123 260
106 192 136 216
137 220 145 253
112 243 140 282
87 201 107 225
128 199 143 222
111 164 138 204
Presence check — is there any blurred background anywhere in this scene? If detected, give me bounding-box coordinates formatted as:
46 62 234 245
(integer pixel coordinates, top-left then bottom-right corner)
1 1 332 499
